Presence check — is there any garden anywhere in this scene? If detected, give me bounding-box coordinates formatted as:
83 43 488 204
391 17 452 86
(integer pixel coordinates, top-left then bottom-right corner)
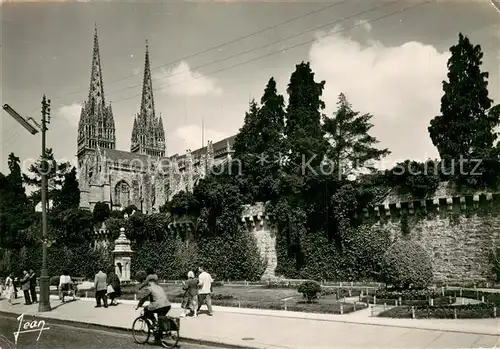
2 33 500 321
50 280 368 315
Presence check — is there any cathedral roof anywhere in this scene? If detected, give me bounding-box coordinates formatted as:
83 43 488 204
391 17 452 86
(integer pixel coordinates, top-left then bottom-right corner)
171 134 236 161
103 148 155 164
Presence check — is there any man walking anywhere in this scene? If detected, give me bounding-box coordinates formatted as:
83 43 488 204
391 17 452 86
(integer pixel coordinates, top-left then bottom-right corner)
29 269 38 303
197 267 213 316
20 270 32 305
94 268 108 308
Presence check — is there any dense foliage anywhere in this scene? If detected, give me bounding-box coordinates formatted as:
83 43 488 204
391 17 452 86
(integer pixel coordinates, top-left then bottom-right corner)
380 240 433 289
297 281 322 302
428 33 500 189
1 33 499 284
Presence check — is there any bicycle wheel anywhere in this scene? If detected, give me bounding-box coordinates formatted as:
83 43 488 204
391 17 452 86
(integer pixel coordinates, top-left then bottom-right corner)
132 316 150 344
159 317 179 348
160 330 179 348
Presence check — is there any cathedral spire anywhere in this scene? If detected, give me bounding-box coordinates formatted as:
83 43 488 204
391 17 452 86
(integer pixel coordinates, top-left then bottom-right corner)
88 25 105 110
77 25 116 157
140 39 155 122
130 41 166 157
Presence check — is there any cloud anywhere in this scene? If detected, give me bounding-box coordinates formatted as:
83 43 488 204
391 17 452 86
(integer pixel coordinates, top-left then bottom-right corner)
57 103 81 126
170 124 228 153
354 19 372 32
154 61 222 97
309 28 450 165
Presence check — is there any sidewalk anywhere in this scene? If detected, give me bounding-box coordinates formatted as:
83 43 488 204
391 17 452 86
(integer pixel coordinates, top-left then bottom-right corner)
0 296 499 349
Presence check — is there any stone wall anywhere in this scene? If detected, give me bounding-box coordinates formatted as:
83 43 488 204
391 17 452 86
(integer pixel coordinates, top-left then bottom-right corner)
369 183 500 283
373 213 499 282
242 202 277 281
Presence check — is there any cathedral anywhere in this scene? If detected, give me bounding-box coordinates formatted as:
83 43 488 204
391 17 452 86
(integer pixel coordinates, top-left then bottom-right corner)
77 28 235 213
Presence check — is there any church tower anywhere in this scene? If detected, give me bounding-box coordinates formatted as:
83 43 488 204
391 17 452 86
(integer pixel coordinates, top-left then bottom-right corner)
77 26 116 210
77 26 116 155
131 41 166 157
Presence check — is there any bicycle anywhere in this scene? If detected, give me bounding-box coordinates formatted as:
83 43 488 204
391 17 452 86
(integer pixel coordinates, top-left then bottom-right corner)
132 308 180 348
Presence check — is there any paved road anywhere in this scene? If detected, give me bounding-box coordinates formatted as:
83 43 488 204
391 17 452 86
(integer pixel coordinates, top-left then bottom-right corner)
0 314 242 349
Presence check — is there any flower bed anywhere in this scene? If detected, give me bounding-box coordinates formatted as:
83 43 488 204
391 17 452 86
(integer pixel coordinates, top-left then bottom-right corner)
361 295 455 306
374 289 442 300
444 289 500 305
378 303 498 319
320 288 362 298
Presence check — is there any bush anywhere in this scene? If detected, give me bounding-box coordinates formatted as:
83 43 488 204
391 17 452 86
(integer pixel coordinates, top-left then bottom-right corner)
379 303 497 319
298 281 322 302
380 240 433 289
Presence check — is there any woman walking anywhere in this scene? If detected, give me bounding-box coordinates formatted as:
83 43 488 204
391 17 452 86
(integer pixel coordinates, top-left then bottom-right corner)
4 273 14 304
106 266 121 306
180 271 198 318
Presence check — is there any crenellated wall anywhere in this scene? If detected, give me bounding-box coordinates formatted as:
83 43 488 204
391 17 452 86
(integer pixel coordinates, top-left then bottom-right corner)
92 204 278 280
92 182 500 283
367 182 500 283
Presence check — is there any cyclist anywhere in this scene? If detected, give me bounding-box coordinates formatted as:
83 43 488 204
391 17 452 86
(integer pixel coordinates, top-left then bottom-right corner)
135 271 171 342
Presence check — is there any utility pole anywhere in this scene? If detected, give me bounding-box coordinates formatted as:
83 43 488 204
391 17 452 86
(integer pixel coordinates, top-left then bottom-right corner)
2 96 51 311
38 95 51 312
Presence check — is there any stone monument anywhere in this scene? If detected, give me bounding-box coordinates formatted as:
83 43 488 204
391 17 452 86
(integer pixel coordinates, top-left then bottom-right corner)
112 227 133 282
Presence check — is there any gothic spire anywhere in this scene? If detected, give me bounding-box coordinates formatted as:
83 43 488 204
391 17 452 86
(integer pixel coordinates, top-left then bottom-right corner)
88 25 105 111
77 25 115 156
158 115 165 140
130 41 166 157
140 40 155 123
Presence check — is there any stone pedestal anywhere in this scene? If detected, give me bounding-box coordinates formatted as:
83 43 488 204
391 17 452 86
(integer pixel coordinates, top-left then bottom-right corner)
112 227 133 282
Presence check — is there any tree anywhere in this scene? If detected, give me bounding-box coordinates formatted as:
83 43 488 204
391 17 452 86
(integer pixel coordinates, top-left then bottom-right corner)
232 78 286 202
270 62 329 275
323 93 390 176
93 201 111 224
285 62 328 172
233 100 261 158
51 208 94 247
428 33 500 188
0 153 34 249
23 148 71 201
54 167 80 211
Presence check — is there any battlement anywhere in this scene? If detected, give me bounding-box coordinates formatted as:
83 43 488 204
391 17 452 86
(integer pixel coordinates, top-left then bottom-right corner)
359 181 500 220
241 202 272 227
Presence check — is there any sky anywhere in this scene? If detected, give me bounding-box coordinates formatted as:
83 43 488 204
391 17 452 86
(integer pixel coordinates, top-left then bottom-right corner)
1 0 500 176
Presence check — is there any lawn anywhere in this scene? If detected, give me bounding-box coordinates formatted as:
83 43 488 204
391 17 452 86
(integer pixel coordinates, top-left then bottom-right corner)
50 284 367 314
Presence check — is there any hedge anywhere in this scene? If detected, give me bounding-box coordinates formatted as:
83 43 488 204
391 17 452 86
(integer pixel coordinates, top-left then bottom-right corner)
2 244 112 280
362 295 456 306
132 232 265 281
444 289 500 305
379 304 498 319
374 289 442 300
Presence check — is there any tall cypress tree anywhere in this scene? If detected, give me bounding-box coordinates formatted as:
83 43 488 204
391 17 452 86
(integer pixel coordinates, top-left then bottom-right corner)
0 153 34 249
54 166 80 211
428 33 500 188
285 62 328 172
233 100 261 158
232 78 286 202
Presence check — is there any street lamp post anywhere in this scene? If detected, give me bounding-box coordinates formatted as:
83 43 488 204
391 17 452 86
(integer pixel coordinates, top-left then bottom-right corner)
38 95 51 312
3 97 52 311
